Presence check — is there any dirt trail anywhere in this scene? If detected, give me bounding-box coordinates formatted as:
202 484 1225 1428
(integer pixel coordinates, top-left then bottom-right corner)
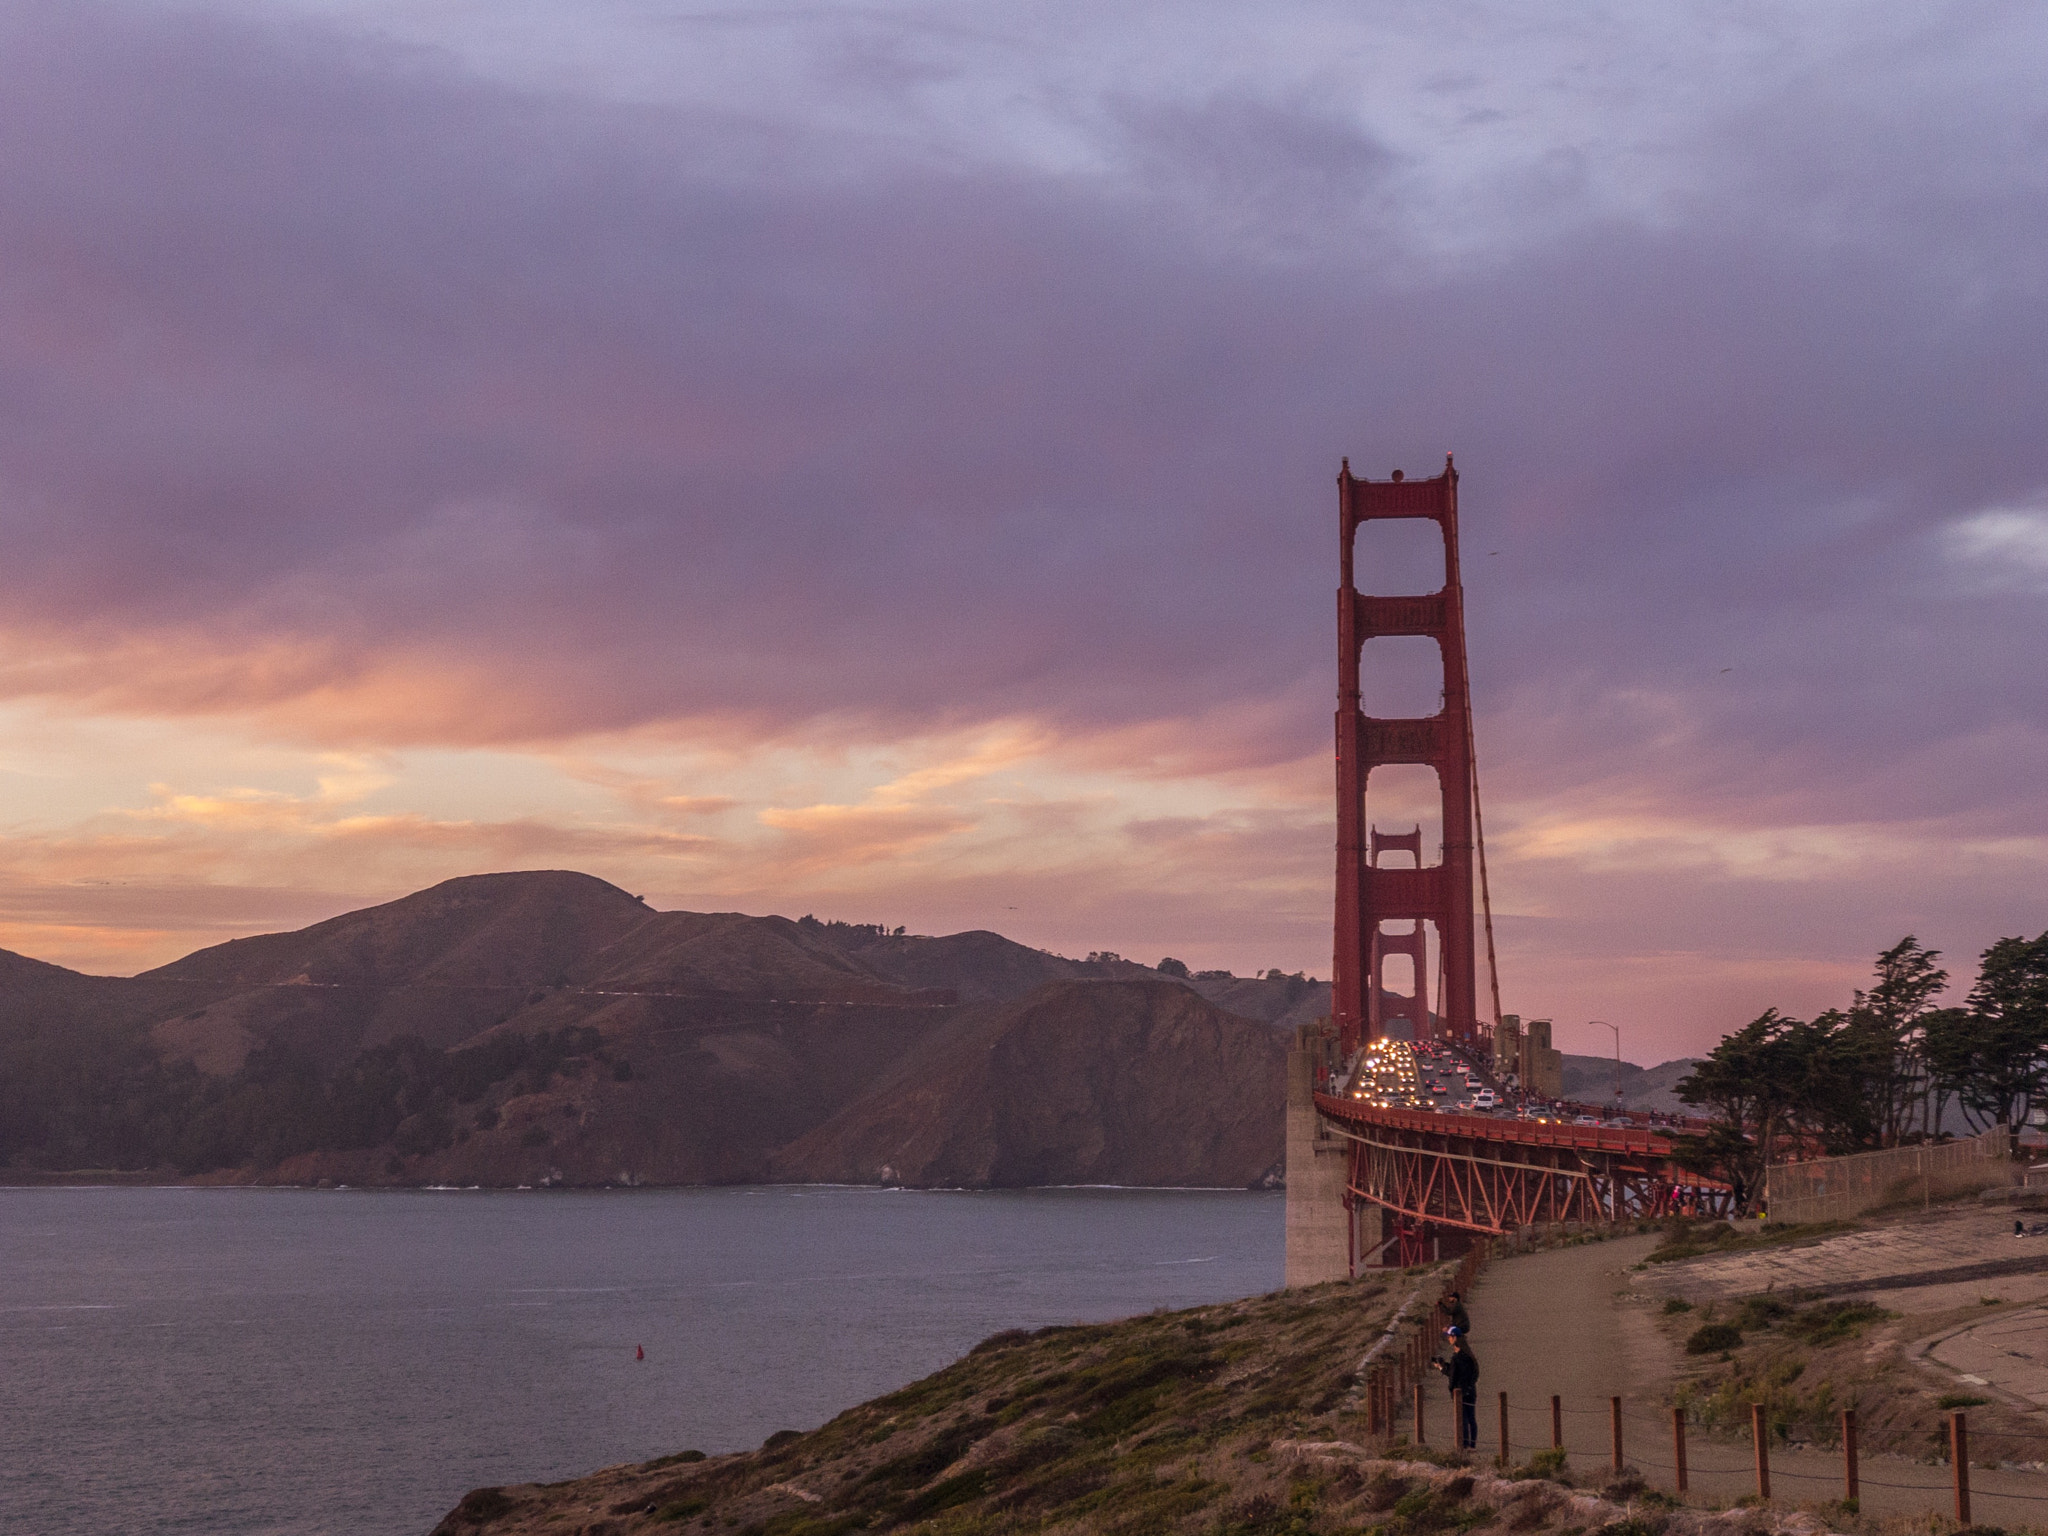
1461 1233 2048 1524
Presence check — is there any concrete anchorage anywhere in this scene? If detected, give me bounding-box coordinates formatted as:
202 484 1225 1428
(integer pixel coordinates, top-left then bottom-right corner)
1286 1024 1372 1286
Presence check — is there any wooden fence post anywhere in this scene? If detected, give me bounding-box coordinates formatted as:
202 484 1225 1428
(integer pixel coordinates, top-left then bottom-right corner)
1952 1412 1971 1525
1610 1397 1624 1474
1415 1379 1426 1447
1499 1392 1510 1467
1551 1395 1562 1451
1751 1403 1771 1500
1672 1408 1688 1494
1842 1409 1857 1503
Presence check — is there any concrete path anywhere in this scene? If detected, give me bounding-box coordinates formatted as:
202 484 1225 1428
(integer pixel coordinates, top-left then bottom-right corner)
1931 1307 2048 1411
1448 1233 2048 1527
1640 1205 2048 1304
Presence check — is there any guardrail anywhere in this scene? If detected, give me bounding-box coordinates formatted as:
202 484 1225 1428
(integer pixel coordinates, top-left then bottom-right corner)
1315 1096 1678 1157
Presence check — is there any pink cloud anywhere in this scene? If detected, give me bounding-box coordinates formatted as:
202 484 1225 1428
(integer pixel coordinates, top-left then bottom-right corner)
0 3 2038 1046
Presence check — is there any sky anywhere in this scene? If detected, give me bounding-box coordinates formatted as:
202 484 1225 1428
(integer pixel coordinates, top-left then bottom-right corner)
0 0 2042 1062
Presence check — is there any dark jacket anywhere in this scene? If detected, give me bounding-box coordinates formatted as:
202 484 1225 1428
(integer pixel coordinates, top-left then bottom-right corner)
1443 1300 1472 1336
1446 1342 1479 1395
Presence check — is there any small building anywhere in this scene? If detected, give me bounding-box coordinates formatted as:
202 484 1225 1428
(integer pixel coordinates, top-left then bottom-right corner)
1493 1014 1564 1100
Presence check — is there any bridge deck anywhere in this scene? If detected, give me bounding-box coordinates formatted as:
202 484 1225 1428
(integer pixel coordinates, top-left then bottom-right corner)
1313 1094 1678 1156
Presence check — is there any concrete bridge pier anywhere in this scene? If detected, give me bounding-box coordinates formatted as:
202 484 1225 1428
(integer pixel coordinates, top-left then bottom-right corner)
1285 1023 1372 1285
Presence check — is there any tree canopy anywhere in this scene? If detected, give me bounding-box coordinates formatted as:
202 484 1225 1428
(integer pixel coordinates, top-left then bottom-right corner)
1676 930 2046 1206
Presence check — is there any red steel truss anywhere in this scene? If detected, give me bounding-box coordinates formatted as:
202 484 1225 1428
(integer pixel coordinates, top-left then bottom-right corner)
1314 1096 1733 1244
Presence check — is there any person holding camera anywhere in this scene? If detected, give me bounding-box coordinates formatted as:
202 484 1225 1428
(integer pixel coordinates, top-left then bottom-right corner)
1432 1325 1479 1449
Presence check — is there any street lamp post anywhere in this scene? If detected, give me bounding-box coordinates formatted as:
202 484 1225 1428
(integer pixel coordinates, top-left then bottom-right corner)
1591 1020 1621 1110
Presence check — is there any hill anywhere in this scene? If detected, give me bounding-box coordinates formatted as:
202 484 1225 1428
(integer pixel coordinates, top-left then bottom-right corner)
770 979 1285 1188
1558 1052 1701 1113
0 871 1305 1188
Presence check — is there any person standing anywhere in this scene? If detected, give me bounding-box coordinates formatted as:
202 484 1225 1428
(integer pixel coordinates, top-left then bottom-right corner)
1441 1290 1471 1337
1442 1327 1479 1450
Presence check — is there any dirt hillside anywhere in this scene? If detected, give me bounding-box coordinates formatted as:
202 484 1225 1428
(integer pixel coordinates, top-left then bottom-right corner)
770 979 1287 1188
0 871 1304 1188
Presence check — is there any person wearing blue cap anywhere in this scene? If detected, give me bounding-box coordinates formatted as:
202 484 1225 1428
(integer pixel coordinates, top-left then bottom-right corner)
1432 1326 1480 1449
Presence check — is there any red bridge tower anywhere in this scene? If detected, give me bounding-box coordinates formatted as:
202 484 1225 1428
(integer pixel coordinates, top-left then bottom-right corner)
1332 457 1480 1058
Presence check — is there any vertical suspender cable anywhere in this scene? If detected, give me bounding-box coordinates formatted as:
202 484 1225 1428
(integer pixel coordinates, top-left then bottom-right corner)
1463 683 1504 1032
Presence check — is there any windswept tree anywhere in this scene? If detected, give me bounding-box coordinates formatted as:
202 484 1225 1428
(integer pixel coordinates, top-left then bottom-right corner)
1674 1009 1809 1207
1680 932 2044 1197
1928 933 2048 1132
1784 1009 1891 1153
1847 936 1948 1145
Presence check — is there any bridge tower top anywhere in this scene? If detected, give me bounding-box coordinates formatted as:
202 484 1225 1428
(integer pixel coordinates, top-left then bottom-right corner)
1332 457 1481 1058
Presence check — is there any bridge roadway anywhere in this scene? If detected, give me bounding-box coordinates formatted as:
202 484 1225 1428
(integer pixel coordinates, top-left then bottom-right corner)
1312 1092 1731 1259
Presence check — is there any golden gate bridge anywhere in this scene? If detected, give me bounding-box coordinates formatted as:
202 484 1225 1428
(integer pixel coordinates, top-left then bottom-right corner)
1286 459 1729 1280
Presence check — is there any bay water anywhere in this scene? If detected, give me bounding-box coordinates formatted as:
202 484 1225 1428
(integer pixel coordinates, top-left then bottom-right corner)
1 1185 1281 1534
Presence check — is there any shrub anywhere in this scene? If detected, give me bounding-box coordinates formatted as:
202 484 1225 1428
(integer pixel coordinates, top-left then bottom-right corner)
1599 1469 1649 1502
1512 1448 1570 1483
450 1487 512 1520
640 1450 706 1470
520 1126 551 1148
1938 1393 1991 1410
1736 1295 1793 1330
1662 1298 1692 1314
1685 1322 1743 1354
1784 1300 1887 1344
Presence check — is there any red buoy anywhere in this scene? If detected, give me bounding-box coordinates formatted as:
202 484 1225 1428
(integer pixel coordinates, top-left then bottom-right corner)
635 1345 645 1361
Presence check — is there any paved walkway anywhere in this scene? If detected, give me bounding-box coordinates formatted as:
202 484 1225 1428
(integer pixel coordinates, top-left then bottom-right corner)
1931 1307 2048 1411
1642 1205 2048 1303
1446 1233 2048 1527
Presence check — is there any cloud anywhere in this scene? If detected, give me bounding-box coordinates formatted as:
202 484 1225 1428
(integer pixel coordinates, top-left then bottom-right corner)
0 1 2042 1052
1941 505 2048 592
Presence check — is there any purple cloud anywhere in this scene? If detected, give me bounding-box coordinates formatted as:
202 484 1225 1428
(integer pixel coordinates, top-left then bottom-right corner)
0 2 2041 1046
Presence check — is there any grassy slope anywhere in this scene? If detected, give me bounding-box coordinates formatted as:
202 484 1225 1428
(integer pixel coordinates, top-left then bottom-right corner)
431 1267 1939 1536
432 1275 1418 1536
1645 1219 2048 1461
1659 1288 2047 1462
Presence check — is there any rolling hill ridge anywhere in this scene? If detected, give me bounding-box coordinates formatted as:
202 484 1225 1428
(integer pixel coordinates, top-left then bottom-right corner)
0 871 1298 1188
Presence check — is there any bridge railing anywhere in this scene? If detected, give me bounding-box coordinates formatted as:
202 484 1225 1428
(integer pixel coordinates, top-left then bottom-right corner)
1314 1094 1677 1156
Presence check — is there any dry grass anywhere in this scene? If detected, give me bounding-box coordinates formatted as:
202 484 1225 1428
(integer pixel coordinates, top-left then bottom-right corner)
1658 1286 2044 1466
427 1264 2048 1536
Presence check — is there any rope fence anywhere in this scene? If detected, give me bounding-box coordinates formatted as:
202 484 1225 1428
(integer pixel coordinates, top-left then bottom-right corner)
1348 1241 2048 1522
1371 1389 2028 1520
